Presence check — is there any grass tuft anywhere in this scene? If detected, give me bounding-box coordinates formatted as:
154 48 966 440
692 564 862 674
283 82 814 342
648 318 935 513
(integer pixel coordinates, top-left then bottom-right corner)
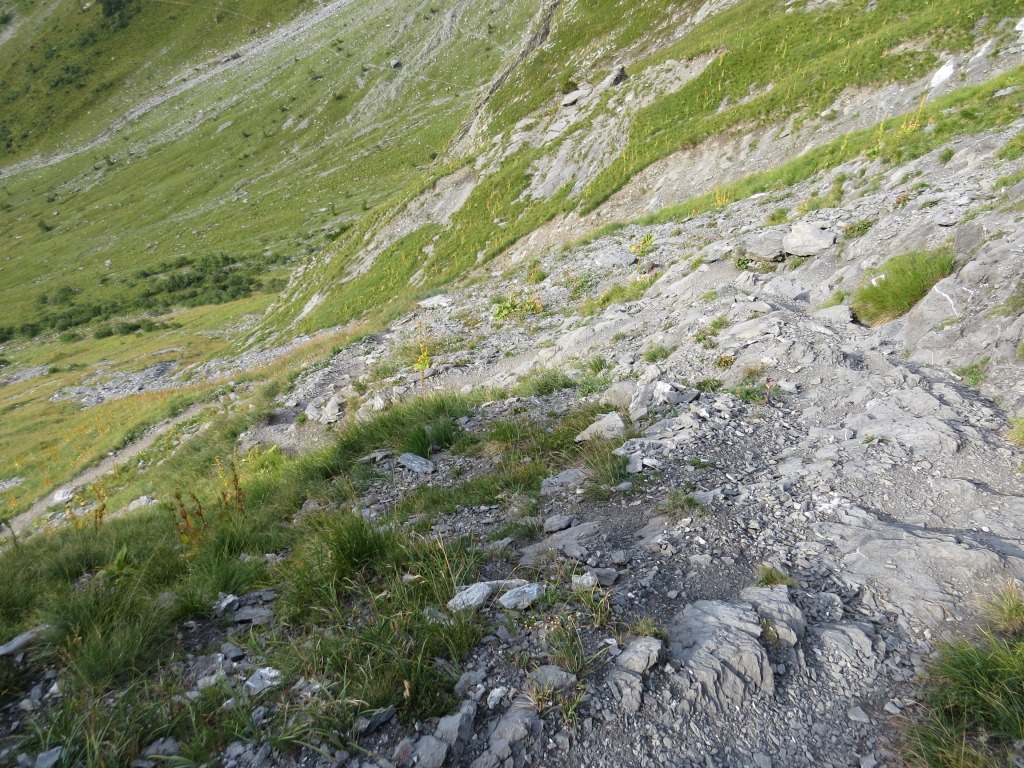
851 248 955 326
755 565 796 588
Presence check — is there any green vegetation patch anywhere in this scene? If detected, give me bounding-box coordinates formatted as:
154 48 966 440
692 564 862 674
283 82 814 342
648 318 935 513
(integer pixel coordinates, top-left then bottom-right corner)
851 248 955 326
905 585 1024 767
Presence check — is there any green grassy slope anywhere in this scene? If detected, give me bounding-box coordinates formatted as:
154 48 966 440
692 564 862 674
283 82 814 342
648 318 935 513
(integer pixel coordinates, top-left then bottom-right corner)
0 0 541 337
0 0 314 158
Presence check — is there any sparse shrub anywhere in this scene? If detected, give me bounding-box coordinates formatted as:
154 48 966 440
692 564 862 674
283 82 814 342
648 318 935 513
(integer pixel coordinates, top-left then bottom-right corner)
819 290 847 309
58 331 83 343
586 355 608 375
513 368 575 397
580 276 656 316
643 344 673 363
851 248 955 326
843 220 872 239
905 584 1024 766
766 208 788 225
755 565 796 587
695 378 723 393
93 325 115 339
997 129 1024 161
955 358 990 388
492 291 541 322
526 259 548 284
657 489 706 519
581 439 629 495
714 354 734 369
1008 417 1024 448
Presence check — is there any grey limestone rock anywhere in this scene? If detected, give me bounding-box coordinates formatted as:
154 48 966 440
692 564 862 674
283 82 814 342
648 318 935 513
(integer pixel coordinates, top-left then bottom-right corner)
615 637 665 674
739 586 806 647
575 411 626 442
397 453 436 474
529 665 577 692
784 222 836 256
498 582 546 610
470 699 543 768
539 468 590 496
435 700 477 759
668 600 774 712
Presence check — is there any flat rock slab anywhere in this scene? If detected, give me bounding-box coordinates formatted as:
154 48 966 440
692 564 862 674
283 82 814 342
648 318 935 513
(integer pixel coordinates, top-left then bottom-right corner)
543 514 576 533
397 453 436 473
520 521 600 566
498 583 546 610
529 665 577 692
0 625 49 657
815 499 1022 624
243 667 281 697
448 579 529 611
575 411 626 442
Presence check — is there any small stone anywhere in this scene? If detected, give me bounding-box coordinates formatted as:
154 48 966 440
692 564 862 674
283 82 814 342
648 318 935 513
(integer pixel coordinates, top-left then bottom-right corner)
848 705 871 724
575 412 626 442
141 738 180 758
448 582 495 611
221 642 245 662
355 706 395 735
397 453 435 473
572 573 600 590
615 637 665 674
486 686 509 709
35 747 64 768
243 667 281 697
410 735 448 768
498 583 546 610
529 665 577 692
587 567 618 587
544 514 575 533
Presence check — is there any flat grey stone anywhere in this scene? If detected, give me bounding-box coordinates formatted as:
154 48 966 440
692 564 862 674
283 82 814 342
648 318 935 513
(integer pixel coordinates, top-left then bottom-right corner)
529 665 577 692
605 667 643 713
397 453 435 474
543 514 575 533
575 412 626 442
498 583 546 610
587 567 618 586
0 625 49 657
435 700 477 759
141 738 180 758
35 748 63 768
243 667 281 697
571 572 599 590
448 582 495 611
539 468 590 496
600 381 637 408
449 580 528 611
410 735 448 768
615 637 665 674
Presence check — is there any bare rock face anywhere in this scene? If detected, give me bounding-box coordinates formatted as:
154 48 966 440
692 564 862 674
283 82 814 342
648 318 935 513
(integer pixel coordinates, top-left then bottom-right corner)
667 600 774 712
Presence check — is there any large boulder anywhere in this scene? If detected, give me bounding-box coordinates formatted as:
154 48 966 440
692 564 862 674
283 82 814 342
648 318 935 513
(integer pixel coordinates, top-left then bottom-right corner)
784 223 836 256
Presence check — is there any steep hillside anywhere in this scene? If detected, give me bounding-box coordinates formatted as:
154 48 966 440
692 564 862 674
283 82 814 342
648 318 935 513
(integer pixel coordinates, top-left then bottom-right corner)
1 1 1024 766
